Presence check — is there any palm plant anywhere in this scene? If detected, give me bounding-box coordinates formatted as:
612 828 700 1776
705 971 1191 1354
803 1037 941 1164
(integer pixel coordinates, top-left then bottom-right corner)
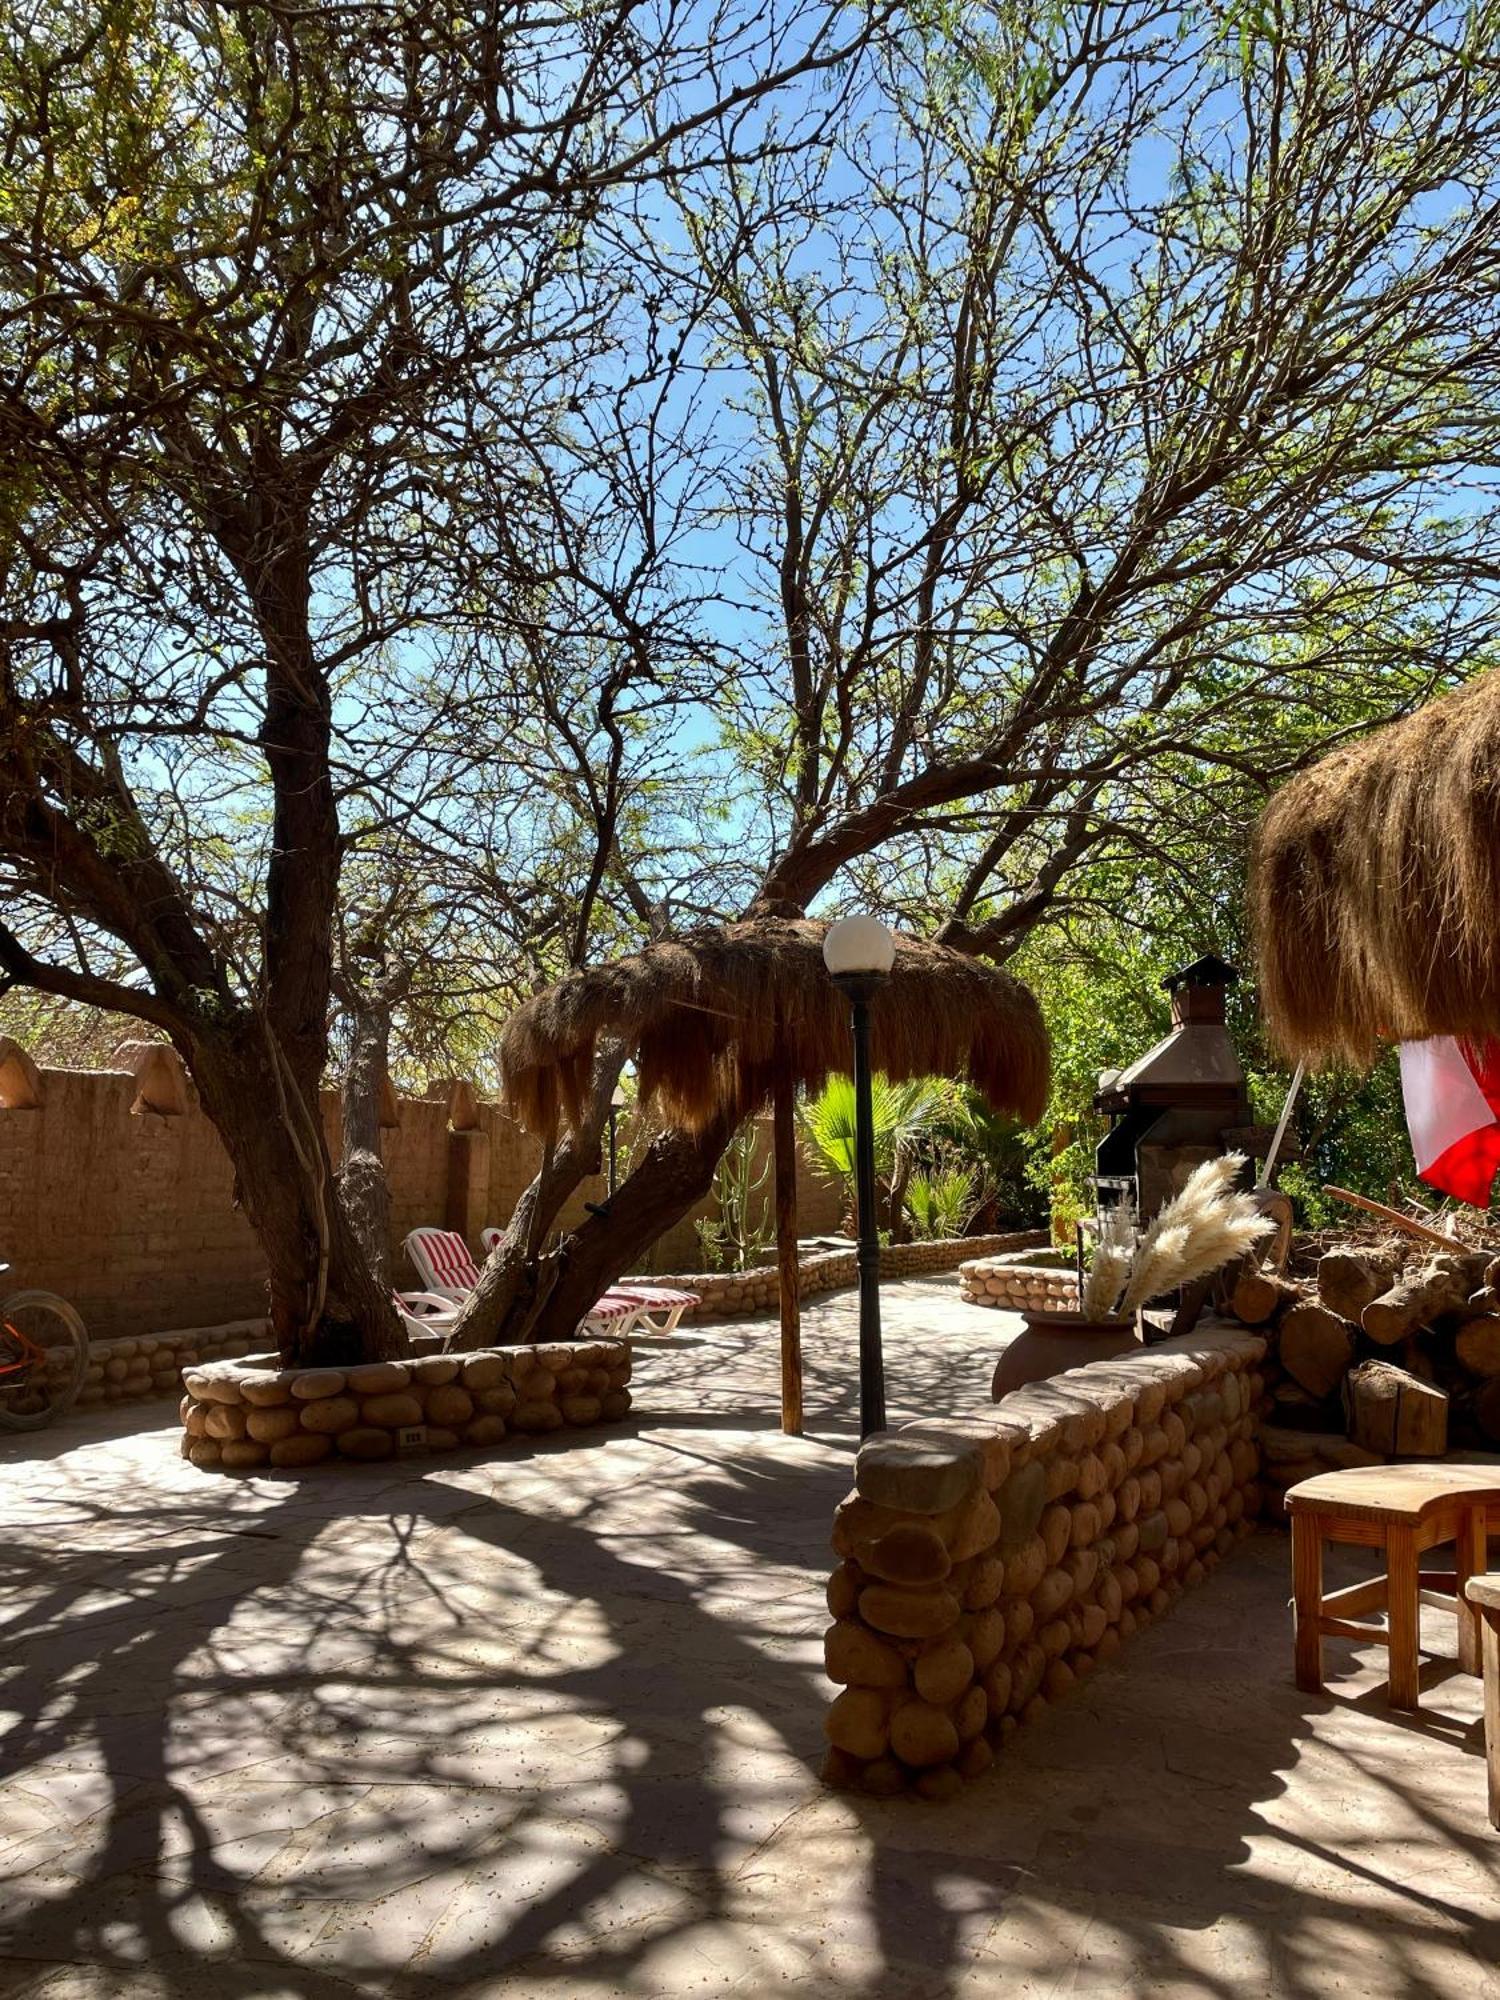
905 1164 978 1241
800 1073 941 1235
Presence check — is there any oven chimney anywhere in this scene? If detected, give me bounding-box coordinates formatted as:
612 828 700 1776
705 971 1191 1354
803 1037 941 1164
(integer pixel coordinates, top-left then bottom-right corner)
1093 952 1252 1218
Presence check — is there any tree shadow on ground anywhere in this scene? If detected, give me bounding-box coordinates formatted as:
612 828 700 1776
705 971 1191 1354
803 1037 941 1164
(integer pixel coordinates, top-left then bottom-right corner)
3 1297 1499 1997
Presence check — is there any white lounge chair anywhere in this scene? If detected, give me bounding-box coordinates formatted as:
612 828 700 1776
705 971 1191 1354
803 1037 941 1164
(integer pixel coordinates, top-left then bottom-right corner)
393 1289 462 1332
402 1227 644 1336
480 1227 699 1335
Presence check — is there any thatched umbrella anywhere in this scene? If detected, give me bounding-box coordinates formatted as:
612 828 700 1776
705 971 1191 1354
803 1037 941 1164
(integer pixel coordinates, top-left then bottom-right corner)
499 917 1050 1429
502 916 1049 1137
1253 672 1500 1064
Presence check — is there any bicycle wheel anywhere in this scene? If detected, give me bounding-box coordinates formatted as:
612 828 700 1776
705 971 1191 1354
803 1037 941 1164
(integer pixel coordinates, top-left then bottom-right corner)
0 1291 89 1432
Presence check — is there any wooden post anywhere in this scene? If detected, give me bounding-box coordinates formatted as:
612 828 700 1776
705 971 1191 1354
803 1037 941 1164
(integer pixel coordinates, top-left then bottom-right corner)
773 1061 803 1436
445 1127 492 1246
1291 1513 1325 1694
1386 1526 1421 1710
1481 1604 1500 1828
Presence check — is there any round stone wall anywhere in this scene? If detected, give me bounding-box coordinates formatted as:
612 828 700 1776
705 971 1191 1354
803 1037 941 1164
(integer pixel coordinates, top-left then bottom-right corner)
960 1259 1080 1313
178 1338 632 1473
820 1327 1267 1796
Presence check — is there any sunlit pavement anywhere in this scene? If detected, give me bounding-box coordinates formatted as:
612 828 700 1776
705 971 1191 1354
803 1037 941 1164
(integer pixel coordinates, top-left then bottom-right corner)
1 1278 1496 1998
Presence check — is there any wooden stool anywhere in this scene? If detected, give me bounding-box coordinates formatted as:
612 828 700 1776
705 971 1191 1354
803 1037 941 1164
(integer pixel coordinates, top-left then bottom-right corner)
1464 1573 1500 1828
1284 1465 1500 1710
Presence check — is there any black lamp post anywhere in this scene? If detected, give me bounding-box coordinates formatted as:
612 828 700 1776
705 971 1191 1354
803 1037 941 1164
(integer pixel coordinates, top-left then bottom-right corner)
823 913 896 1437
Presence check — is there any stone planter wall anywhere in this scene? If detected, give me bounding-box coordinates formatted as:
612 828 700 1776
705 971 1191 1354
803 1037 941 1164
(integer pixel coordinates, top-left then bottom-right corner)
74 1320 268 1413
820 1323 1267 1799
959 1257 1080 1313
178 1338 632 1474
1257 1420 1382 1502
648 1230 1046 1320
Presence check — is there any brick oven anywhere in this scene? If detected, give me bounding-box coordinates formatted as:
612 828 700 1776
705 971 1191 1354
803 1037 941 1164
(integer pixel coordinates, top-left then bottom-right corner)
1094 954 1254 1219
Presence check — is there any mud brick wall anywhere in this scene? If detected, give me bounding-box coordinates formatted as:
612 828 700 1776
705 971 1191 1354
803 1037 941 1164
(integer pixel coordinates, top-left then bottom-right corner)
0 1050 842 1340
820 1324 1267 1798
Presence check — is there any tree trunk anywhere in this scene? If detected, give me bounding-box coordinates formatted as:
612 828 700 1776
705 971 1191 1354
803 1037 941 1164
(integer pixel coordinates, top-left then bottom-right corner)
188 1018 404 1367
335 980 401 1293
525 1110 738 1344
446 1042 623 1351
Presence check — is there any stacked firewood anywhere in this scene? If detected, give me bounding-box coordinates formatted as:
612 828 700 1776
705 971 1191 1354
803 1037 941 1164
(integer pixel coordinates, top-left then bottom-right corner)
1228 1237 1500 1497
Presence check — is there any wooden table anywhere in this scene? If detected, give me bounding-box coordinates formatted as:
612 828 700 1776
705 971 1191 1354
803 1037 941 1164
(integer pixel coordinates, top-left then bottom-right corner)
1285 1465 1500 1710
1464 1573 1500 1828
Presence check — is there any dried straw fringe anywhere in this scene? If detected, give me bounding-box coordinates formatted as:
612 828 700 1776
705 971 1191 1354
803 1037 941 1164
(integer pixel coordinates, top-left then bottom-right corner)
1254 666 1500 1063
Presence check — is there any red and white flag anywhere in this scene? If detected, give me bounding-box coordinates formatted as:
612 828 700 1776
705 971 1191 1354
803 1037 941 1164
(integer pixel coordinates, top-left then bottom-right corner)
1399 1036 1500 1207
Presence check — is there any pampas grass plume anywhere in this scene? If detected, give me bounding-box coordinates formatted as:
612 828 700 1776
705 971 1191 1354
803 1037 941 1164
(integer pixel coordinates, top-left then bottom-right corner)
1117 1153 1273 1315
1082 1201 1136 1321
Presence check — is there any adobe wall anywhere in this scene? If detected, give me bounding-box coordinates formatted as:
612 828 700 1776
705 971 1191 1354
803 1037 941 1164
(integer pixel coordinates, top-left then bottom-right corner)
0 1049 842 1341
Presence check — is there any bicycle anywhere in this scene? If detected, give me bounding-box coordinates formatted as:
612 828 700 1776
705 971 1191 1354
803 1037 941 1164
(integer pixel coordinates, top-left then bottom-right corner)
0 1264 89 1432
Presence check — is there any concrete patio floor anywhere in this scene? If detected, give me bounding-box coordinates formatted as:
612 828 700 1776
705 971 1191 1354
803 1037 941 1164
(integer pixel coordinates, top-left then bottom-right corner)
2 1277 1498 1999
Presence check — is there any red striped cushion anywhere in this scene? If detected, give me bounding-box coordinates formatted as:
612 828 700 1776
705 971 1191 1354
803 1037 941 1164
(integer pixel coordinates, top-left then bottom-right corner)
587 1294 640 1323
411 1229 479 1291
614 1284 699 1309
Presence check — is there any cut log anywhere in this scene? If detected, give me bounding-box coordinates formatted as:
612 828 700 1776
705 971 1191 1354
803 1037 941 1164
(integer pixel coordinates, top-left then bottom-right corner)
1272 1383 1342 1432
1279 1304 1357 1400
1343 1359 1449 1457
1360 1256 1482 1347
1456 1315 1500 1379
1398 1334 1440 1385
1229 1270 1301 1326
1316 1248 1399 1321
1474 1377 1500 1446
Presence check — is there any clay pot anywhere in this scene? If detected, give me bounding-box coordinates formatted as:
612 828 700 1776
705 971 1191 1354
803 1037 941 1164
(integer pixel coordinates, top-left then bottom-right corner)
991 1310 1141 1399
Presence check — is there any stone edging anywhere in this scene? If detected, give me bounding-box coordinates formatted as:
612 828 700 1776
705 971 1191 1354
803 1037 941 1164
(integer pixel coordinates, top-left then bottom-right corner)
820 1322 1267 1798
178 1338 632 1474
70 1320 267 1413
959 1258 1080 1313
644 1230 1047 1320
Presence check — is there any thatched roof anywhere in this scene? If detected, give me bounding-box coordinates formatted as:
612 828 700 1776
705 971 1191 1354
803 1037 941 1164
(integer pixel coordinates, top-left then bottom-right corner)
1253 671 1500 1063
499 918 1050 1139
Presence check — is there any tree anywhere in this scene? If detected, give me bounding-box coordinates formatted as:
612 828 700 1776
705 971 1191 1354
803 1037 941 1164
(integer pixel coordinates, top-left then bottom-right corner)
0 0 879 1362
460 0 1500 1342
7 1 1500 1357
